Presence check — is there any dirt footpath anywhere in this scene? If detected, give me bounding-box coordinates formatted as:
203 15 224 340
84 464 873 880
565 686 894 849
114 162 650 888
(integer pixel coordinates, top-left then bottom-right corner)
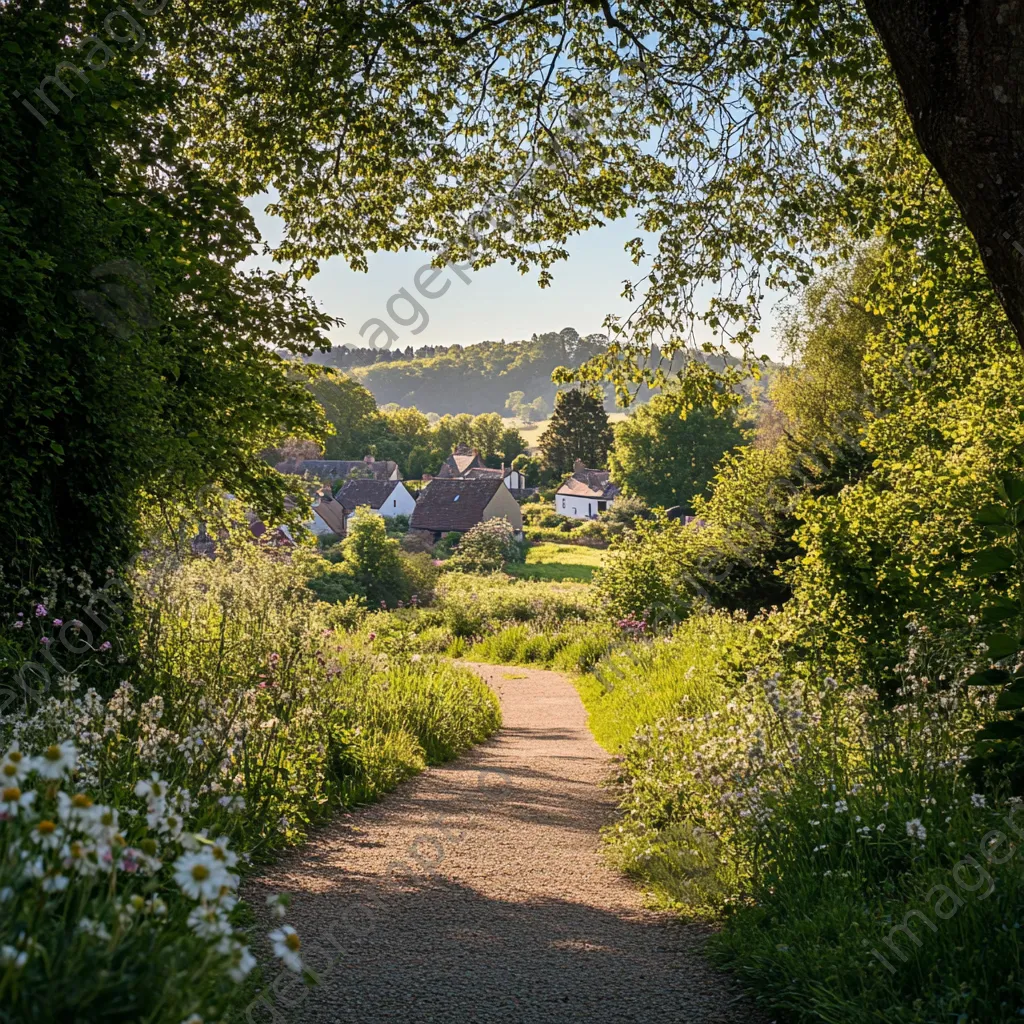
246 662 769 1024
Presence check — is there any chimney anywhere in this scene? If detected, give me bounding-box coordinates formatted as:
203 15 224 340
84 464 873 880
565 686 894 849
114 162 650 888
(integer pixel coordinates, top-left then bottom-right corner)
573 458 585 474
422 473 433 482
364 454 375 464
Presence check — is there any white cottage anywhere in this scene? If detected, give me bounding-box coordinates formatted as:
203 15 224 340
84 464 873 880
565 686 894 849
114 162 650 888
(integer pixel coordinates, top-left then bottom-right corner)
335 478 417 519
554 460 620 520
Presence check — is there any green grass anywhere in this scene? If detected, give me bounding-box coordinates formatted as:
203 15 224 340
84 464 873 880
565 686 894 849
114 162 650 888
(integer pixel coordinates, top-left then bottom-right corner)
505 541 604 581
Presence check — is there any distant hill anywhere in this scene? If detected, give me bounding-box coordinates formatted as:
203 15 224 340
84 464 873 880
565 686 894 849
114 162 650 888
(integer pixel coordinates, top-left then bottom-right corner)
308 328 777 416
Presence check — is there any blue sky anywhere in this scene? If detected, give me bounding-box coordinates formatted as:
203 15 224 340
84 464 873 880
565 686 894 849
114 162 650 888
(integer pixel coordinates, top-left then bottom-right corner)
246 197 785 360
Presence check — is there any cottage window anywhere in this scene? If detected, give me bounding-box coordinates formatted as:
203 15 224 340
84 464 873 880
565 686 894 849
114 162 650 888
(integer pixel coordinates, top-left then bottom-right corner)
453 494 460 502
561 497 566 509
598 501 607 512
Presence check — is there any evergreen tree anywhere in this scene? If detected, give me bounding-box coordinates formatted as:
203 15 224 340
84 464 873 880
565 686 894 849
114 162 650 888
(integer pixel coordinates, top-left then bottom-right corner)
539 389 613 475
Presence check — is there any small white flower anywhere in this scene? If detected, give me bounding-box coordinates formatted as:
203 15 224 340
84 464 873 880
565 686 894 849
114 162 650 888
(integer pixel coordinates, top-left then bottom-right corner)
30 819 63 850
0 945 27 969
971 793 986 808
208 836 238 870
0 887 12 903
834 799 848 814
269 925 303 972
905 818 927 841
134 773 168 802
173 851 228 901
0 785 36 819
33 740 77 780
57 791 95 828
78 918 112 941
83 804 120 843
265 893 289 920
188 904 232 939
876 823 886 832
217 938 257 982
0 743 29 784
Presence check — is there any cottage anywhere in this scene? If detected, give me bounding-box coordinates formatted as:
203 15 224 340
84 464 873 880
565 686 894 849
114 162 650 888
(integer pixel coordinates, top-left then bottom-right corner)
335 478 416 520
432 443 532 497
277 454 401 483
410 477 523 542
309 490 348 538
554 459 620 520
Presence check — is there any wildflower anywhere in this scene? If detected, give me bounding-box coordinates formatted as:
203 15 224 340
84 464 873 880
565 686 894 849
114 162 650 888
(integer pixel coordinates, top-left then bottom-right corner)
39 637 52 646
209 835 238 870
218 938 257 983
834 799 849 814
0 888 12 903
30 819 63 850
99 641 112 652
876 823 886 832
12 621 22 629
368 632 376 641
269 925 303 972
905 818 927 841
78 918 111 941
188 904 232 939
57 791 94 828
0 786 36 818
1 743 29 784
217 795 245 813
83 804 120 843
134 773 168 802
266 893 289 920
0 946 27 969
971 793 986 808
33 740 77 780
34 604 47 618
173 851 228 901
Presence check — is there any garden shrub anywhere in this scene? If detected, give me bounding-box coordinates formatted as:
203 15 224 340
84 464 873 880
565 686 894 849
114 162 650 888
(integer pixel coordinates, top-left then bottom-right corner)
447 517 523 574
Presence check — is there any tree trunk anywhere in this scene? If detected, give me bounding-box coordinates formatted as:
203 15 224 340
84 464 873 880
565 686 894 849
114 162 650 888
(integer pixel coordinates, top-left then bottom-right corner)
862 0 1024 345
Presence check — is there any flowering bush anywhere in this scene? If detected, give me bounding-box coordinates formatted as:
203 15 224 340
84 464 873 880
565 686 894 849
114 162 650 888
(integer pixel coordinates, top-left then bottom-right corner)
446 517 523 574
0 548 500 1022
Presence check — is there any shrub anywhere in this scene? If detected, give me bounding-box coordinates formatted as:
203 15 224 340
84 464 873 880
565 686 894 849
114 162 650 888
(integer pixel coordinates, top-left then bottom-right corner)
447 518 523 574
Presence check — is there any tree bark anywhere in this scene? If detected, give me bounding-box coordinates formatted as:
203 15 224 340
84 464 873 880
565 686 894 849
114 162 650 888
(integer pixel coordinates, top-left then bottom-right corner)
862 0 1024 345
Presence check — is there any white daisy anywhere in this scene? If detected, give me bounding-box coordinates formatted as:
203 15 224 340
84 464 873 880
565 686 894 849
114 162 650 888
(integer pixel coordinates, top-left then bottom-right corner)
172 851 228 901
209 836 238 870
33 740 77 780
0 743 29 784
134 773 168 802
188 904 232 939
970 793 986 808
83 804 120 843
77 918 111 941
217 938 257 982
268 925 303 973
0 786 36 819
30 819 63 850
56 791 94 828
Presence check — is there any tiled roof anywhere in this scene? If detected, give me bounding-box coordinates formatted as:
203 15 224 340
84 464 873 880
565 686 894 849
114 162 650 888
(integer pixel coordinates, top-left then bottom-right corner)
556 467 620 501
335 479 399 511
313 497 347 535
435 444 485 479
410 478 503 532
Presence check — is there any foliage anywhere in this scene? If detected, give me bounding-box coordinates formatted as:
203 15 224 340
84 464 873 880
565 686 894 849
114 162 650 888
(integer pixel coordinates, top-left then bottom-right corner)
608 390 744 511
539 388 614 475
447 518 523 574
0 5 334 595
466 620 616 674
0 549 500 1022
310 372 381 460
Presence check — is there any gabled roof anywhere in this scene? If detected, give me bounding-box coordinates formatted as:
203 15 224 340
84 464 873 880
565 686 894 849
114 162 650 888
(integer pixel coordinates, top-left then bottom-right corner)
435 444 485 479
410 477 504 532
313 496 348 535
556 464 620 501
335 478 400 511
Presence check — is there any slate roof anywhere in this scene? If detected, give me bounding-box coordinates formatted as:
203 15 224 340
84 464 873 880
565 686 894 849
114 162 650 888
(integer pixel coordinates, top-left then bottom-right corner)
278 459 399 482
556 465 621 501
313 496 348 535
435 444 485 479
410 477 504 532
335 478 400 511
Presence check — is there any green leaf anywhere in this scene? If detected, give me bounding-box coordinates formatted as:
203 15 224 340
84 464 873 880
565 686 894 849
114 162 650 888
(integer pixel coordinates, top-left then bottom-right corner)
975 502 1010 526
49 442 64 456
995 688 1024 712
1000 472 1024 505
981 601 1019 624
3 40 22 54
986 633 1021 658
968 547 1015 577
976 720 1024 741
964 668 1012 687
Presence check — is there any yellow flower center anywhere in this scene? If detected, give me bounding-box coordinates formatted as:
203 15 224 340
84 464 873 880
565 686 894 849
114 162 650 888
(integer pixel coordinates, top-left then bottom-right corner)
213 847 226 861
8 751 21 764
69 841 84 857
284 933 301 952
130 895 145 910
99 811 114 827
37 820 56 835
71 794 92 809
43 745 61 762
141 839 157 856
2 787 20 802
190 864 211 882
1 764 16 778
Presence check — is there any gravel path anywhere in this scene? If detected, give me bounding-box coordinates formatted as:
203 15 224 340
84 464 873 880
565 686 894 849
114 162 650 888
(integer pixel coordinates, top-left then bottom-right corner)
246 663 770 1024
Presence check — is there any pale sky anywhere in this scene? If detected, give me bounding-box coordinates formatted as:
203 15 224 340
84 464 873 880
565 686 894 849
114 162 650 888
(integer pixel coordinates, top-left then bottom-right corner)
246 196 785 361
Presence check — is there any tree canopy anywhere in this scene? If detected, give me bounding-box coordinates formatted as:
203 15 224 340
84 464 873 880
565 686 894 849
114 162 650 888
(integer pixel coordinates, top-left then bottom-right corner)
539 388 614 474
